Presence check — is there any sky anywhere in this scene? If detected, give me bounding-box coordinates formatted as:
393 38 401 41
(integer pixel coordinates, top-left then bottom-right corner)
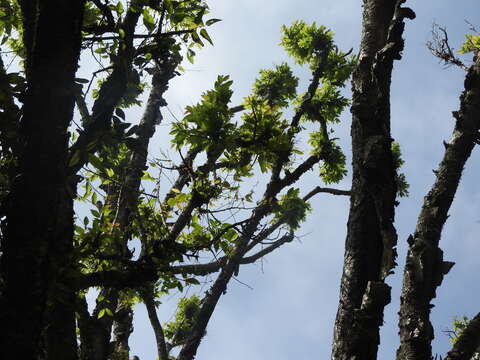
95 1 480 359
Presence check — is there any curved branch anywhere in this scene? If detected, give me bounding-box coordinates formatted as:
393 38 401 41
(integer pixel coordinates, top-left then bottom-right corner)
141 287 169 360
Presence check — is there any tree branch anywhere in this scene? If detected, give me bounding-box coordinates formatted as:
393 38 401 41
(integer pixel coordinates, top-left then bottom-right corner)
445 313 480 360
303 186 351 200
242 232 294 264
270 57 327 183
140 286 169 360
427 24 468 71
68 6 142 176
83 29 194 42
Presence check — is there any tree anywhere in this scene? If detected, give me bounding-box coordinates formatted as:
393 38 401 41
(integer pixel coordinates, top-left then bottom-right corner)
330 1 480 360
0 1 479 360
0 1 354 359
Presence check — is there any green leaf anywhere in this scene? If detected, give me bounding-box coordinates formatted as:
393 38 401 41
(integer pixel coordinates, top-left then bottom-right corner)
97 308 106 319
142 170 156 181
116 1 124 15
91 191 98 204
199 29 213 45
206 18 221 26
187 48 195 64
185 278 200 285
191 31 204 46
142 9 155 31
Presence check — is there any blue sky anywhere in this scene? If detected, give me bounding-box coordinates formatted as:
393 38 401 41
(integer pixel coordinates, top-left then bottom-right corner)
119 1 480 359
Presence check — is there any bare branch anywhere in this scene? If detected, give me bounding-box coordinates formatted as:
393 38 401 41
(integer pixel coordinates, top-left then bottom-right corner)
427 24 468 70
303 186 351 200
247 185 349 252
163 147 201 205
83 30 194 42
73 86 91 125
242 232 294 264
140 287 170 360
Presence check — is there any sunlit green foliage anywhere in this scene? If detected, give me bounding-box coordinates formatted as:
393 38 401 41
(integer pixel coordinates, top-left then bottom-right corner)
164 295 202 345
281 20 334 68
171 75 235 150
447 316 480 360
391 142 409 198
320 141 347 184
450 316 470 344
458 33 480 55
273 188 311 230
252 62 299 108
0 0 23 58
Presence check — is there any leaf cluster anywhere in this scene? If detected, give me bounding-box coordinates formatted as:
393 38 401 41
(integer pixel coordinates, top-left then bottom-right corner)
164 295 202 345
391 142 409 198
458 33 480 55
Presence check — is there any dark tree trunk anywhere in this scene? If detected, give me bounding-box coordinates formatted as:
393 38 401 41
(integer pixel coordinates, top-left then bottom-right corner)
397 56 480 360
111 303 134 360
331 1 414 359
77 295 115 360
0 1 85 359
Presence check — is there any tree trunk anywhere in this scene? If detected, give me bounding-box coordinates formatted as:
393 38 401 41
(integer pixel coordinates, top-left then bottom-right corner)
110 304 134 360
331 1 414 359
397 55 480 360
0 1 85 359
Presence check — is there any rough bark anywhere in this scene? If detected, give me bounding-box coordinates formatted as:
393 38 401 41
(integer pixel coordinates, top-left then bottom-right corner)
397 56 480 360
445 313 480 360
331 1 415 359
0 53 20 218
0 1 85 359
77 296 113 360
111 303 134 360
